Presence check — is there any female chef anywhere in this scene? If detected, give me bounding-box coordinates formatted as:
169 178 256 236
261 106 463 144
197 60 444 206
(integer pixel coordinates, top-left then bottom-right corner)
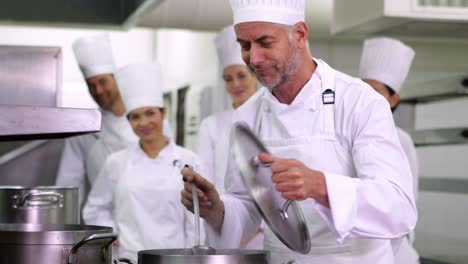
84 62 202 261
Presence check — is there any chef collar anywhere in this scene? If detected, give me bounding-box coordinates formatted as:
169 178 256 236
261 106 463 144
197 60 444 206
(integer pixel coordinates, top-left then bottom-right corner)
133 137 175 162
262 58 322 112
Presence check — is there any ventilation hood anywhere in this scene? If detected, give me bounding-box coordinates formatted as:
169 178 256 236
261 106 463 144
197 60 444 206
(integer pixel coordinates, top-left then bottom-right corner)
0 45 101 141
333 0 468 39
0 105 101 141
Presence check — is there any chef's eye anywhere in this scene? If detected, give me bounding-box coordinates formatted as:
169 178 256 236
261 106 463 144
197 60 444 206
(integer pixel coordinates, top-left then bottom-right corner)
128 114 140 121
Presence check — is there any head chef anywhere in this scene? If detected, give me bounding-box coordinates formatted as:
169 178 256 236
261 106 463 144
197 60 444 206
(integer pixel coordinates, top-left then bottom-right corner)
180 1 417 264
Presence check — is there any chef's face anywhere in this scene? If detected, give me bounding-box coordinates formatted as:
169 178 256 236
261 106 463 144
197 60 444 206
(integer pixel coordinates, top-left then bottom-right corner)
223 65 257 108
127 107 166 141
86 74 121 111
364 79 400 110
235 22 300 91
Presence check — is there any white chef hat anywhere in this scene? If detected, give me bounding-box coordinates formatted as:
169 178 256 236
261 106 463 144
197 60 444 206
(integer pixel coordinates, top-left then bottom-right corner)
359 37 415 93
115 63 164 114
214 25 245 69
72 33 116 79
230 0 305 26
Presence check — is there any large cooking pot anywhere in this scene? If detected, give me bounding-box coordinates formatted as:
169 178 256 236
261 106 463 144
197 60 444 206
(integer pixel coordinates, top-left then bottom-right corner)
0 186 79 224
114 249 271 264
0 223 117 264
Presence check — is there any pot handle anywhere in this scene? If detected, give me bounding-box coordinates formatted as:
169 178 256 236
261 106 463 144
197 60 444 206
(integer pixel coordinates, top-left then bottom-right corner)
251 156 293 220
67 233 118 264
113 258 136 264
12 191 64 208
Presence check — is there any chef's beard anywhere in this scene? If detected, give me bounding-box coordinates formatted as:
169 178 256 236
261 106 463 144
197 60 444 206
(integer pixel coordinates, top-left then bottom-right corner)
251 41 300 92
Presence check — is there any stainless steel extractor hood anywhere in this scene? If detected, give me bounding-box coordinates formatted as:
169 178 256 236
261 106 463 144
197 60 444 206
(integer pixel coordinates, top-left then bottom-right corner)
0 45 101 141
333 0 468 39
0 105 101 141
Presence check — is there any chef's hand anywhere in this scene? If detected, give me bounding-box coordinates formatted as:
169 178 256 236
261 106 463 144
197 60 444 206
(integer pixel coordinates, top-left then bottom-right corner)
180 167 225 232
113 239 119 247
258 152 330 208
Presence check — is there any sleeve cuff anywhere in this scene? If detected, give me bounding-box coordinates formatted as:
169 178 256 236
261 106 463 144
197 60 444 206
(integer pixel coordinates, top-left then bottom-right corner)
313 172 357 243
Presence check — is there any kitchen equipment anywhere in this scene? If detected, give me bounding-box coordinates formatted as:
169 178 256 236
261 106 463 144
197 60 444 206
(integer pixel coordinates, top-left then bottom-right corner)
0 223 117 264
0 186 78 224
113 164 270 264
187 164 215 255
136 249 270 264
231 121 311 254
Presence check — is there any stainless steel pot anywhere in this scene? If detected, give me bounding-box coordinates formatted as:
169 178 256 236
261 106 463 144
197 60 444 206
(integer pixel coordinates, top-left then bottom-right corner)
0 223 117 264
134 249 270 264
0 186 79 224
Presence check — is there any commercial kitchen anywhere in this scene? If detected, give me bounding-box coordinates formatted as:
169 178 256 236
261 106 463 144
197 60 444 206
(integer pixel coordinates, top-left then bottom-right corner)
0 0 467 263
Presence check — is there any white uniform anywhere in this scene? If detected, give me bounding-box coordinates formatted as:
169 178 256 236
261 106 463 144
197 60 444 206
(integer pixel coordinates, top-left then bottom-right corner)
394 127 420 264
83 140 199 261
198 109 264 250
56 109 173 209
197 109 234 194
56 110 137 209
206 59 417 264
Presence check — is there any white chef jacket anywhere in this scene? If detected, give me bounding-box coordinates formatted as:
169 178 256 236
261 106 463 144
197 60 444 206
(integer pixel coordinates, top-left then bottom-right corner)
197 109 234 194
198 108 265 249
56 110 173 210
394 127 420 264
206 59 417 264
55 110 137 209
397 127 419 200
83 139 200 261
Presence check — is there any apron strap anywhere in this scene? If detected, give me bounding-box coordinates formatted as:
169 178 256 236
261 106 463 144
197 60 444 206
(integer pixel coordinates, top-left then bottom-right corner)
318 60 336 138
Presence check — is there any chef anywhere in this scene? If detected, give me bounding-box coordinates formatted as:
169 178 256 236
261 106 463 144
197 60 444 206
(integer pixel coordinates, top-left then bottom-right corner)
180 0 417 263
197 25 262 249
359 37 420 264
83 62 199 261
56 33 172 212
56 33 138 210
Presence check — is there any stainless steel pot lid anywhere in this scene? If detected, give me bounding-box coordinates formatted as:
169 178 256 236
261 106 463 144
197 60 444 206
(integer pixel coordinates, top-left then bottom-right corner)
231 121 311 254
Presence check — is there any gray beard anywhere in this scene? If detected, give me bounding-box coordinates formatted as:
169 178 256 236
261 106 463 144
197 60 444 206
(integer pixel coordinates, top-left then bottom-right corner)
257 46 300 93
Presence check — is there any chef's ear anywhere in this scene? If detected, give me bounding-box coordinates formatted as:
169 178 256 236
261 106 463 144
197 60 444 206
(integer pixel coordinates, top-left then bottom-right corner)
160 107 167 119
389 93 400 109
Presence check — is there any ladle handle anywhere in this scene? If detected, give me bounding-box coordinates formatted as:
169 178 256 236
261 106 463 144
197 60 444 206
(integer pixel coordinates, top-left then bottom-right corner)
187 165 201 247
252 156 293 220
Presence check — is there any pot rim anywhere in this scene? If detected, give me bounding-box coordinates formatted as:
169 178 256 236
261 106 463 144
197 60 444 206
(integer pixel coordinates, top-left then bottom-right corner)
0 186 78 190
0 224 114 245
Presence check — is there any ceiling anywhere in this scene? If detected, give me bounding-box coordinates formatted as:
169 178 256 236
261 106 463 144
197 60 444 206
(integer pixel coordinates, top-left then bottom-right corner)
0 0 334 37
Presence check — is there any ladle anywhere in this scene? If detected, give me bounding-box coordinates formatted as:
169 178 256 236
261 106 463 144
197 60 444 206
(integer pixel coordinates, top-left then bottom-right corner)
186 165 216 255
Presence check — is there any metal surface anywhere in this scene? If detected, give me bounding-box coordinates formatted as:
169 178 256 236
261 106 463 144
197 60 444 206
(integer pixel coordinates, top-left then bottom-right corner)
0 105 101 141
0 45 61 107
0 186 79 224
0 139 64 186
0 0 155 27
0 140 48 165
0 224 115 264
412 127 468 146
189 169 215 255
419 178 468 194
231 122 311 254
137 249 270 264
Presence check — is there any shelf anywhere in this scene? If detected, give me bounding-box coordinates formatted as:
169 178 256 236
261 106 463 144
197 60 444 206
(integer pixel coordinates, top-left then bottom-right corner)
412 127 468 146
